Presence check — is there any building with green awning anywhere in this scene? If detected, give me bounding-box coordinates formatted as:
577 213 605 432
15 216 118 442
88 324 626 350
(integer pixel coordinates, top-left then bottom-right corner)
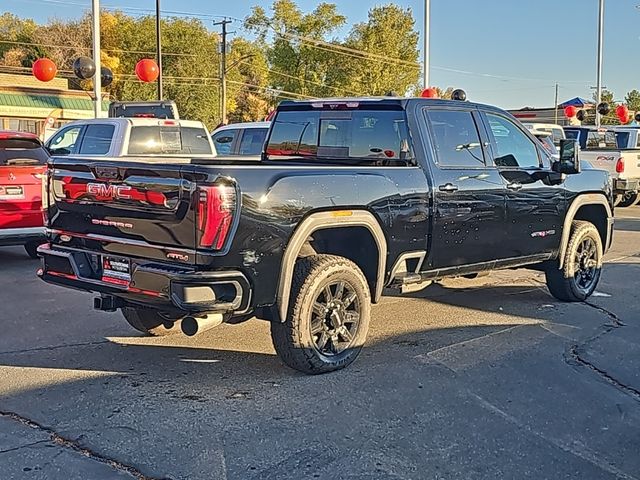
0 73 108 138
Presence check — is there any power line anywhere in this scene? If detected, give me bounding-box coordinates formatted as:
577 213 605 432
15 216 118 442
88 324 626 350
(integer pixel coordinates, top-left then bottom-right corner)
0 40 199 57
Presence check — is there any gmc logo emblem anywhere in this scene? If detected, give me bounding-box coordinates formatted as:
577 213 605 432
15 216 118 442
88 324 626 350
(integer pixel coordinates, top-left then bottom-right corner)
87 183 132 200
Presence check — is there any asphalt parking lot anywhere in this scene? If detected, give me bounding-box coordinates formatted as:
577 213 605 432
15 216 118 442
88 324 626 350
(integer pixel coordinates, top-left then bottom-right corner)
1 209 639 480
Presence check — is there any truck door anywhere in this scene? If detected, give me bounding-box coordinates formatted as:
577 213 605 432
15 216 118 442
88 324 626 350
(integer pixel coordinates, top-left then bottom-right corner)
481 112 564 258
424 107 508 269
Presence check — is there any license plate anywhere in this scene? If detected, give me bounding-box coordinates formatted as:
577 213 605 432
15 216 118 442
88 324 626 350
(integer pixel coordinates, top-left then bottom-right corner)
101 256 131 286
0 185 24 200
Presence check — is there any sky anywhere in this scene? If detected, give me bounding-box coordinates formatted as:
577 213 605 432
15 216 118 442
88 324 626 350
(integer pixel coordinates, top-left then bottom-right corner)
7 0 640 109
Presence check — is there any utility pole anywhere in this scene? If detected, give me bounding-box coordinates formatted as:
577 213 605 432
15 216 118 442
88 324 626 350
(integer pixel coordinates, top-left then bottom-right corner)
156 0 163 100
554 83 559 124
214 19 232 124
596 0 605 127
91 0 102 118
423 0 431 88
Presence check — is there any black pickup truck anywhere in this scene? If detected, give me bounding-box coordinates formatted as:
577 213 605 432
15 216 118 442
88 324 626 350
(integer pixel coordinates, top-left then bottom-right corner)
38 98 614 374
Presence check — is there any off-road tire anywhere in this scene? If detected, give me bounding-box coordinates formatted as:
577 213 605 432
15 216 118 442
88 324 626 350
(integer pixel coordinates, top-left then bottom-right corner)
545 220 603 302
270 254 371 374
616 192 639 208
24 241 40 259
121 307 182 336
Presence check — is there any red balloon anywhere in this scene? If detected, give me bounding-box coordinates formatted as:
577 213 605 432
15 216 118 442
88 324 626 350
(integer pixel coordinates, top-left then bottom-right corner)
564 106 578 118
135 59 159 83
616 104 629 119
32 58 57 82
420 87 439 99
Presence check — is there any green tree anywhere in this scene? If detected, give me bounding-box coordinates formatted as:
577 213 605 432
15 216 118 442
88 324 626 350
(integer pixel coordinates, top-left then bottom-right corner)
0 13 38 66
625 89 640 113
245 0 348 98
343 5 420 96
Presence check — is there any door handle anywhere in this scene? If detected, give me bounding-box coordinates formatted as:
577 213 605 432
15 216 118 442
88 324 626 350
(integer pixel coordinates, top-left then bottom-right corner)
506 182 523 191
438 183 459 193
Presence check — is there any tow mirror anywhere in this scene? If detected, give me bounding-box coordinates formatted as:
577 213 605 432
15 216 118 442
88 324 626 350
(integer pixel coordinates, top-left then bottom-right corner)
553 139 581 175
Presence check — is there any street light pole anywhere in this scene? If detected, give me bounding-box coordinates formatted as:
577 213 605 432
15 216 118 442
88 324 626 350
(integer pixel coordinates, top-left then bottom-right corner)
423 0 431 88
596 0 604 127
156 0 163 100
91 0 102 118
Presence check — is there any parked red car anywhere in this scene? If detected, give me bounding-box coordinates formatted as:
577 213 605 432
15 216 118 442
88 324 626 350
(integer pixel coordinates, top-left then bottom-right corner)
0 131 48 258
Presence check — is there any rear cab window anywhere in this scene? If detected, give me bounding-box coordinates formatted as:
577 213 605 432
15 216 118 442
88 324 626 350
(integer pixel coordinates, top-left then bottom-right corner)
128 126 212 155
0 137 48 166
266 104 413 165
585 130 629 150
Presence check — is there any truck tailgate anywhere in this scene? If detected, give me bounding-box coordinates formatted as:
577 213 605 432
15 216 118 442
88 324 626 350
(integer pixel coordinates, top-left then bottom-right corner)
49 159 197 263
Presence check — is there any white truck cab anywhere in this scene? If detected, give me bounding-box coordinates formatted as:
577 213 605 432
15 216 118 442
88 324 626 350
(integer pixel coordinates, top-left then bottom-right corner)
45 118 216 159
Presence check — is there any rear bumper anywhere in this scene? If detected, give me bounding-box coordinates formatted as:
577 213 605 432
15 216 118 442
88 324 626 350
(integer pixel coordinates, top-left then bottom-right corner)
37 244 252 315
613 178 640 194
0 226 46 246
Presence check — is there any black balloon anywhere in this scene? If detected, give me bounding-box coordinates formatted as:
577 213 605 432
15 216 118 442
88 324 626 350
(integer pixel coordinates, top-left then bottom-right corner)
451 89 467 101
72 56 96 80
597 102 610 116
576 110 586 122
101 67 114 87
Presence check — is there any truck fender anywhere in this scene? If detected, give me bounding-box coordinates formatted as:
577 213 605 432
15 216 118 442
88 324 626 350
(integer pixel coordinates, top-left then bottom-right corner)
277 210 387 322
558 193 613 269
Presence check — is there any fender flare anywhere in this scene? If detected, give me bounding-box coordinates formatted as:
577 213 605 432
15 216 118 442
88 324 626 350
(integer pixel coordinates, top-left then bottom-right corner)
277 210 387 321
558 193 613 269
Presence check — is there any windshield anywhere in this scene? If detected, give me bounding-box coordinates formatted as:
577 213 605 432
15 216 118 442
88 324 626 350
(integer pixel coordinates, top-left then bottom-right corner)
266 107 412 163
0 138 48 165
128 126 212 155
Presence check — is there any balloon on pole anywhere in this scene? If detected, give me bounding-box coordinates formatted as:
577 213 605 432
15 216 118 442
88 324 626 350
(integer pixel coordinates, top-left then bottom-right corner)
616 104 629 121
135 59 160 83
420 87 439 99
72 56 96 80
32 58 57 82
100 67 114 88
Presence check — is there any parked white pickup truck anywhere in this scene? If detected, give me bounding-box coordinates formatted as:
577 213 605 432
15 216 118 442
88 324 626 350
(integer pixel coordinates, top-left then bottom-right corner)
565 126 640 207
45 118 216 159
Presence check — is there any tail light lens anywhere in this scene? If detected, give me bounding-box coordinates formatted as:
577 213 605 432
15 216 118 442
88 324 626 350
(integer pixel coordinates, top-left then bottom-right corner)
616 157 625 173
197 184 236 250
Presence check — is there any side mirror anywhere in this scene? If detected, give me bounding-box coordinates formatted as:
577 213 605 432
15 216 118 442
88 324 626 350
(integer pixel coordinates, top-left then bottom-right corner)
553 139 581 175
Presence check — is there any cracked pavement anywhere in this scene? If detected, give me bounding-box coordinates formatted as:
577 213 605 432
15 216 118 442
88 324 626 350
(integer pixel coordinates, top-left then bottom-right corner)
1 208 639 479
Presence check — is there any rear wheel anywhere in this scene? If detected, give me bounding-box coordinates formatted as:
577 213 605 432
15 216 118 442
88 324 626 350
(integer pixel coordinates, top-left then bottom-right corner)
121 307 182 336
545 220 603 302
615 192 639 208
24 241 40 259
270 254 371 374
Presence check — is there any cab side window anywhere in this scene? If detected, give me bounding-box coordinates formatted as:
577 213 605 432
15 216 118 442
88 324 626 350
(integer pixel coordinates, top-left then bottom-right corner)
47 126 83 156
78 124 114 155
427 109 486 167
211 129 238 155
486 114 540 168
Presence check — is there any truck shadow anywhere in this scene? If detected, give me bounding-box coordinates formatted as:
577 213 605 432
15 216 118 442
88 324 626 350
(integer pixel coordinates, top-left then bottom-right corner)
0 264 636 479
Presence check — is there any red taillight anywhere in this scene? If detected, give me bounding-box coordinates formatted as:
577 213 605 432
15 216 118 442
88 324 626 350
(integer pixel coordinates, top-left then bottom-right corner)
616 157 625 173
197 184 235 250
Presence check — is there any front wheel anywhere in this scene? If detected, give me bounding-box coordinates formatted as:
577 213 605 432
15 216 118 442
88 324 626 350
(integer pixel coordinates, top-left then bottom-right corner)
545 220 603 302
121 307 182 336
271 254 371 374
